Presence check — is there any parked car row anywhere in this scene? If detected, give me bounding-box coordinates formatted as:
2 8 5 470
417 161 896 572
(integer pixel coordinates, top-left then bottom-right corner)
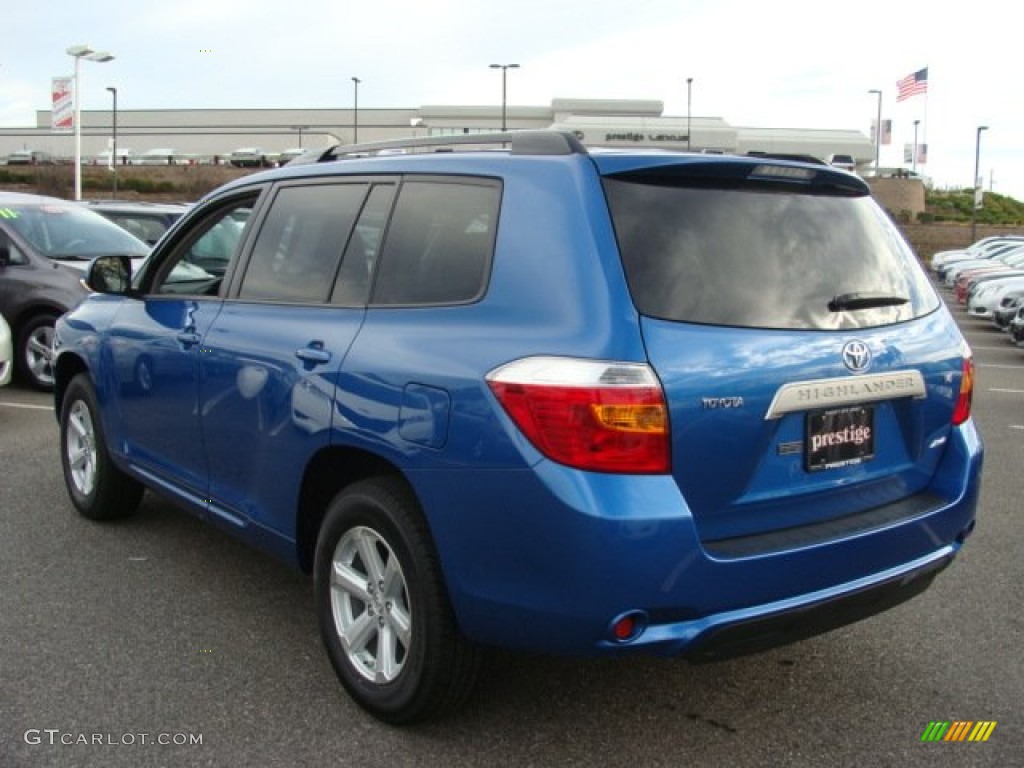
8 147 311 168
931 235 1024 348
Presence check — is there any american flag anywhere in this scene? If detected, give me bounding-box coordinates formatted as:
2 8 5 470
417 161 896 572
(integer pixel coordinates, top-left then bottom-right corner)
896 68 928 101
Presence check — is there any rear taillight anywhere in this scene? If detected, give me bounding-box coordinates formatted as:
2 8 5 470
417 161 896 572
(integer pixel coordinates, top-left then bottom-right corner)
486 357 670 473
952 356 974 426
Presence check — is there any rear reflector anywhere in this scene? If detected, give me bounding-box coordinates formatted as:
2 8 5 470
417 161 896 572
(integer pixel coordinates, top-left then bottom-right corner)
486 357 670 473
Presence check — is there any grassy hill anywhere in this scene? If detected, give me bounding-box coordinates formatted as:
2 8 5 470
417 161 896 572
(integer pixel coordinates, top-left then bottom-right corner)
921 188 1024 226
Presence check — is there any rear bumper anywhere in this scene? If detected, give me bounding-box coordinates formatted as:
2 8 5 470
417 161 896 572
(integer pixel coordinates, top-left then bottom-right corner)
635 546 955 660
415 420 982 657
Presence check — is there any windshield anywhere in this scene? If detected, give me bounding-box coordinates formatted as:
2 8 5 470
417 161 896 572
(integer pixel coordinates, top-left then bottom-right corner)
1 203 149 260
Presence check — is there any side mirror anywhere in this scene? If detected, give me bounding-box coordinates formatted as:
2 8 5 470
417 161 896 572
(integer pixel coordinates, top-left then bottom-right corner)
87 254 133 294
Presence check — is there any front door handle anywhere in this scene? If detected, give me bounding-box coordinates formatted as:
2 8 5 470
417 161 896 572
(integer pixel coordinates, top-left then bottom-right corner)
295 342 331 366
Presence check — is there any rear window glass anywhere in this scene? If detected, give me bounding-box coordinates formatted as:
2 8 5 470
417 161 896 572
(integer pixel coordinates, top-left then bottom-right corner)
604 177 939 330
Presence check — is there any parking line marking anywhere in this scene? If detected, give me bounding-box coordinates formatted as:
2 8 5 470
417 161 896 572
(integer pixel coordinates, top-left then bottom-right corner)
0 401 54 411
989 388 1024 394
978 364 1024 370
1011 426 1024 431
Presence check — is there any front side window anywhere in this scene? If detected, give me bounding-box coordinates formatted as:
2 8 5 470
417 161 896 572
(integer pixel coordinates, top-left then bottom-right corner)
238 183 368 303
605 176 939 330
371 179 500 306
149 195 257 296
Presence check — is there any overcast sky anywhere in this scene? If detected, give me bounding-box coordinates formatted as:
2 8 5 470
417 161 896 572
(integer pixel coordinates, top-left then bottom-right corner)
2 0 1018 198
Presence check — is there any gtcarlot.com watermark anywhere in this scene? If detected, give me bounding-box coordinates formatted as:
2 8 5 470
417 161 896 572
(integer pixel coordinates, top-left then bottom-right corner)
24 729 203 747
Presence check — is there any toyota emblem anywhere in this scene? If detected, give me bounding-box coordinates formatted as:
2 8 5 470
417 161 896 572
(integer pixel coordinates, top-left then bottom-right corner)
842 340 872 373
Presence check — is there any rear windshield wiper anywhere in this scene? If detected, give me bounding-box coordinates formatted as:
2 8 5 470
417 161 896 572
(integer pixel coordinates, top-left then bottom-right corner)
828 292 909 312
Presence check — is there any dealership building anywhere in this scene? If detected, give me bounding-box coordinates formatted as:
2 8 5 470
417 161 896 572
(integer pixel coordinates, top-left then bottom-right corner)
0 98 874 168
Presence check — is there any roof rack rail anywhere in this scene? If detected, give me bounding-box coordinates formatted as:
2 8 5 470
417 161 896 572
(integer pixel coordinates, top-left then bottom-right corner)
290 130 588 165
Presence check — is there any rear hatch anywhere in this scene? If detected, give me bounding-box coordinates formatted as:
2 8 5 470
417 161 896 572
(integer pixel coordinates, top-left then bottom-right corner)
596 156 968 548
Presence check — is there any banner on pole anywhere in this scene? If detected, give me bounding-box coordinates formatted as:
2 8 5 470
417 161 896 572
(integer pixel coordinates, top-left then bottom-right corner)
51 76 74 133
872 119 892 145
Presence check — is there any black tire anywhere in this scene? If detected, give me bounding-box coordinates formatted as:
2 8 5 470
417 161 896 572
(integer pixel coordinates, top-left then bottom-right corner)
60 373 144 520
15 313 58 391
314 477 480 724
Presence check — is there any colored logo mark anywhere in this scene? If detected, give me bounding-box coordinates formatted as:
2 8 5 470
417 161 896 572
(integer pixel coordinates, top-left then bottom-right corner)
921 721 997 742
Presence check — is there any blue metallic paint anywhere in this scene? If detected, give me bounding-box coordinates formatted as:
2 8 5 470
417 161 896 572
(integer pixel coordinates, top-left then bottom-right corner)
53 145 984 661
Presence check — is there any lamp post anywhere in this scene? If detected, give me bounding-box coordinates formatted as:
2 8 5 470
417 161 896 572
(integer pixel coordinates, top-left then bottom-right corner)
291 125 308 148
868 89 882 172
971 125 989 243
687 77 693 151
106 86 117 198
67 44 115 201
351 77 361 143
489 64 519 131
912 119 920 174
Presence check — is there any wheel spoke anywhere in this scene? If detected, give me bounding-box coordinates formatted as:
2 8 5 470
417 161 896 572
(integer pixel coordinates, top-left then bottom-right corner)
332 560 371 603
376 623 400 682
27 334 52 357
355 529 387 585
68 444 90 472
388 603 412 650
341 610 376 656
381 555 404 601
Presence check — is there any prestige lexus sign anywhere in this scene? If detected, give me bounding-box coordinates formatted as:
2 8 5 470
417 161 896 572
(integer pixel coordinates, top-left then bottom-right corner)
571 130 689 145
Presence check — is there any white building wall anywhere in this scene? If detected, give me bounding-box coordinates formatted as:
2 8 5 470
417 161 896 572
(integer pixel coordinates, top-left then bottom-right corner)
0 99 872 168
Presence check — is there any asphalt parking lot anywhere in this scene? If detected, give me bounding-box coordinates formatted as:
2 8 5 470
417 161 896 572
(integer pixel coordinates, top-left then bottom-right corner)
1 296 1021 768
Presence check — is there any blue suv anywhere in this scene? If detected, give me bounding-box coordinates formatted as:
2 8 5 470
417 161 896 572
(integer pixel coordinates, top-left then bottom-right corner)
53 131 983 723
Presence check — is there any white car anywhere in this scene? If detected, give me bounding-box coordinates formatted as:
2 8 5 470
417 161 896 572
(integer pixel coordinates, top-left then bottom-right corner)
94 148 135 166
0 314 12 387
137 148 180 165
967 275 1024 318
229 147 271 167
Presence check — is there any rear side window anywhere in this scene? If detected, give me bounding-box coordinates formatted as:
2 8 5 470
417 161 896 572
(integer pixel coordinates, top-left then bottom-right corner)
604 176 939 330
372 179 500 306
239 183 366 303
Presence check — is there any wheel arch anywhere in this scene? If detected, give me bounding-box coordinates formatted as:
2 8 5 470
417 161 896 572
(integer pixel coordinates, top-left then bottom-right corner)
296 446 413 573
53 352 90 420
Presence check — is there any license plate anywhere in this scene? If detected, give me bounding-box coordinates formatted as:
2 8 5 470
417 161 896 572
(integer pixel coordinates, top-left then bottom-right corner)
805 405 875 472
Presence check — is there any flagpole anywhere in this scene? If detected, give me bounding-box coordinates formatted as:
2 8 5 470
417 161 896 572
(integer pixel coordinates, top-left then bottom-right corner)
921 65 929 170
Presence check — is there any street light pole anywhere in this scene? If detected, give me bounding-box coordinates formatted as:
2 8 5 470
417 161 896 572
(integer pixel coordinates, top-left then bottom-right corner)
971 125 989 243
687 77 693 151
106 86 117 198
66 44 114 201
489 64 519 131
868 89 882 172
912 119 919 174
351 77 361 143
